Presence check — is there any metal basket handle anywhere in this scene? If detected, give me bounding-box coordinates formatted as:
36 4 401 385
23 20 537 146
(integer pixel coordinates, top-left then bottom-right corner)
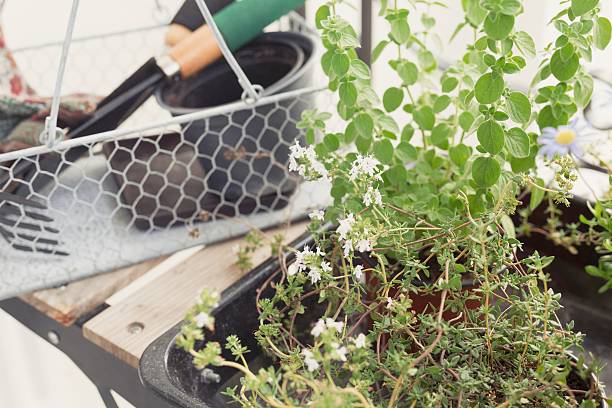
192 0 263 103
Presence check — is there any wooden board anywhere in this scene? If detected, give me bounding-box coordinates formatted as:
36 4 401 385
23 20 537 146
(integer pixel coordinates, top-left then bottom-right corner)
21 256 167 326
83 222 307 368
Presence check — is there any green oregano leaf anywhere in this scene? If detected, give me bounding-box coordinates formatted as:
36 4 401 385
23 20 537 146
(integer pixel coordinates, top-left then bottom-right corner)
449 143 472 167
374 139 394 164
372 40 390 63
550 49 579 81
315 5 330 29
529 178 546 210
433 95 452 113
390 18 411 44
397 61 419 86
484 13 515 40
505 91 531 124
413 106 435 130
472 156 501 187
331 53 350 77
477 120 505 155
383 87 404 112
505 127 530 158
475 72 505 104
395 141 417 162
339 82 358 107
514 31 536 58
459 111 475 132
574 75 594 108
354 113 374 138
571 0 599 17
442 77 459 93
594 17 612 50
431 123 451 150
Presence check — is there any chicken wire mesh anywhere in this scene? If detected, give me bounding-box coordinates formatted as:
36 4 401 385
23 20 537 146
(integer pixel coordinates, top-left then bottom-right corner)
0 15 333 298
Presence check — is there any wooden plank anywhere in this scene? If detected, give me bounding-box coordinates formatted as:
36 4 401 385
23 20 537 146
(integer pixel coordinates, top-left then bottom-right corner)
83 222 307 368
21 256 167 326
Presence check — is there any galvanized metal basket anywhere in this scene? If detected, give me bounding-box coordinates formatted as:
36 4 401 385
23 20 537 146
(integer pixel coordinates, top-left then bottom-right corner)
0 2 331 298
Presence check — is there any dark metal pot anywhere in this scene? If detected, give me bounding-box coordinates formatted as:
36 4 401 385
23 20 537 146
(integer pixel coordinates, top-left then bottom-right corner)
157 31 316 217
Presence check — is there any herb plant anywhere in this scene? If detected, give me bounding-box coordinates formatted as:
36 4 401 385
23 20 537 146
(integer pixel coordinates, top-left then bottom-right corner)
178 0 611 406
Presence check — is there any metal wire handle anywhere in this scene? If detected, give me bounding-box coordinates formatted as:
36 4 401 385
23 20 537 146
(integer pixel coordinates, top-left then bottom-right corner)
193 0 262 103
41 0 80 148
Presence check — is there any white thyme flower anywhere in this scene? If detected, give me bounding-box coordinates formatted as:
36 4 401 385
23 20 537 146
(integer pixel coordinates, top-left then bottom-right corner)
363 185 383 207
316 246 325 257
325 318 344 334
194 312 213 329
349 155 381 181
311 319 326 337
353 265 364 280
321 261 332 273
330 342 348 362
356 239 372 253
302 349 320 372
309 209 325 221
308 267 322 284
343 239 354 258
287 262 300 276
386 297 394 309
288 141 328 180
354 333 367 348
336 213 355 241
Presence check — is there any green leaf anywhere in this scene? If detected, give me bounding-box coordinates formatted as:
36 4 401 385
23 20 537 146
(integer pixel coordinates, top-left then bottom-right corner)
354 113 374 138
463 0 487 27
477 120 505 155
510 150 536 173
323 133 340 152
505 92 531 124
391 19 411 44
475 72 505 104
505 127 530 158
339 82 358 107
350 59 371 80
472 156 501 187
384 165 408 187
374 139 394 164
575 75 594 108
442 77 459 93
372 40 390 63
401 125 415 142
449 143 472 166
396 141 417 162
529 178 546 210
315 5 330 29
571 0 598 17
433 95 452 113
431 123 451 149
550 49 579 81
331 53 350 77
355 135 372 154
594 17 612 50
484 13 515 40
459 111 475 132
397 61 419 86
514 31 536 58
413 106 435 131
383 87 404 112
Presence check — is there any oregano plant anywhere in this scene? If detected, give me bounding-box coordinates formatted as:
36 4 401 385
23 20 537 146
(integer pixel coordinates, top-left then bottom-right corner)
178 0 611 406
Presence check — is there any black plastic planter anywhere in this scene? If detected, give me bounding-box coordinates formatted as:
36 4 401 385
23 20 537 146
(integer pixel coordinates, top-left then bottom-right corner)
519 196 612 388
157 31 316 217
139 232 315 408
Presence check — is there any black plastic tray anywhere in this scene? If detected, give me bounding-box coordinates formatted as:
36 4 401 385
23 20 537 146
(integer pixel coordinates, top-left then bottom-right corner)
139 232 315 408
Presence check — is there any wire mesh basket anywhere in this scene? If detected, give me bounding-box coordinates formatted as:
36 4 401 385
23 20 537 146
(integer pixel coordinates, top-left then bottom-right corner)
0 4 331 298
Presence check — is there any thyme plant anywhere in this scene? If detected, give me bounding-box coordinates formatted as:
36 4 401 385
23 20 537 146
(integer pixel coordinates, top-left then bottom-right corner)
178 0 611 406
